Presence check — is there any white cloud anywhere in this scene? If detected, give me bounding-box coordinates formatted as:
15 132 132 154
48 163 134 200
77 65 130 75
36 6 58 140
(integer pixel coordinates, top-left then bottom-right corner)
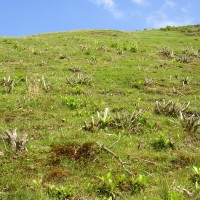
149 18 192 28
91 0 114 8
146 0 193 28
90 0 123 19
163 0 176 9
147 11 193 28
131 0 146 5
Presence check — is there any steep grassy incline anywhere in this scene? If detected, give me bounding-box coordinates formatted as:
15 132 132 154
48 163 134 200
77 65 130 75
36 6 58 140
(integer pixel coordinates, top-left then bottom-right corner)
0 26 200 199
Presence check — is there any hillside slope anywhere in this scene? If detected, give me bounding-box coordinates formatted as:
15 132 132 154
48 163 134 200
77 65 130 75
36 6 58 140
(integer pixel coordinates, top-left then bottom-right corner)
0 26 200 199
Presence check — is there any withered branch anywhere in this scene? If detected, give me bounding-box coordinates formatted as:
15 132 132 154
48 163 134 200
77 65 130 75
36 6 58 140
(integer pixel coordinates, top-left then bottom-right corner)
96 142 134 176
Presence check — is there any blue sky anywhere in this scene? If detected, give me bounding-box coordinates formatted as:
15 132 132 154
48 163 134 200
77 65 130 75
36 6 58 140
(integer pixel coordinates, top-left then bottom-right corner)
0 0 199 36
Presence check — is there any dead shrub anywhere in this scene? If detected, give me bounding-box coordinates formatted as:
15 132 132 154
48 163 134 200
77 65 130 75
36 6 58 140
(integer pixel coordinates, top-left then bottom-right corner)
155 100 190 117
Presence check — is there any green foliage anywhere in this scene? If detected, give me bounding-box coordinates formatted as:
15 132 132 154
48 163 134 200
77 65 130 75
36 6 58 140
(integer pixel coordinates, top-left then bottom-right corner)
96 172 118 198
129 174 147 194
195 181 200 192
110 41 118 48
47 184 74 199
94 173 147 198
191 166 200 184
129 44 138 53
167 190 185 200
131 79 143 89
152 134 174 151
61 96 79 109
71 85 83 95
160 25 175 31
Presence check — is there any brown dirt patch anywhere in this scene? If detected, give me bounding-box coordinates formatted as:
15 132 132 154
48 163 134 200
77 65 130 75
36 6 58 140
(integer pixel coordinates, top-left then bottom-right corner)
49 142 98 165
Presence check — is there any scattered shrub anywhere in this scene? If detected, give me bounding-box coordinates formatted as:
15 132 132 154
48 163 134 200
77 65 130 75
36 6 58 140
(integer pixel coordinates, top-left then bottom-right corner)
61 96 79 109
66 73 93 86
129 44 138 53
191 166 200 184
93 173 146 198
159 47 174 58
155 100 190 117
180 112 200 133
47 184 74 199
82 108 147 134
152 134 174 151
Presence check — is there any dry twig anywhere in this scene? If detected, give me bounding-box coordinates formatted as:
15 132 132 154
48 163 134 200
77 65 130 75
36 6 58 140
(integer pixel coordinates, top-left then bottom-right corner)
96 142 134 176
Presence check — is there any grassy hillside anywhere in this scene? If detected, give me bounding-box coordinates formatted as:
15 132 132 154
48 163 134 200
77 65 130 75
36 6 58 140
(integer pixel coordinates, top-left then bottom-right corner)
0 25 200 199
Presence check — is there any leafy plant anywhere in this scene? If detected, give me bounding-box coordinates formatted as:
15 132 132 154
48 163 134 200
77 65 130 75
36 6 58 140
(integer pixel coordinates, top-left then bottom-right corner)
96 172 118 198
195 182 200 192
47 184 74 199
61 96 79 109
95 173 146 198
32 179 44 197
191 166 200 184
110 41 118 48
131 79 143 89
129 174 147 194
129 44 138 53
167 190 185 200
71 85 83 95
33 179 43 188
160 25 175 31
152 134 174 151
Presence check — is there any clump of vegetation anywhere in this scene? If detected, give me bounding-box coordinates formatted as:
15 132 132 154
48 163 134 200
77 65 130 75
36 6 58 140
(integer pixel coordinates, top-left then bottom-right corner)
47 184 74 199
131 78 155 89
175 55 192 63
2 76 14 93
159 46 174 58
160 25 176 31
26 78 40 97
155 100 190 117
61 96 80 109
68 66 82 73
3 129 28 154
129 44 138 53
191 166 200 184
82 108 147 134
92 172 146 198
151 134 174 151
131 79 143 89
66 73 93 86
180 112 200 133
70 85 83 95
182 47 199 57
182 77 191 86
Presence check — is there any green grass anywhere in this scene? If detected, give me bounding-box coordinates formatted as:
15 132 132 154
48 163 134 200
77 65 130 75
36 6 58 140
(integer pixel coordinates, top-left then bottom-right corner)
0 25 200 199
